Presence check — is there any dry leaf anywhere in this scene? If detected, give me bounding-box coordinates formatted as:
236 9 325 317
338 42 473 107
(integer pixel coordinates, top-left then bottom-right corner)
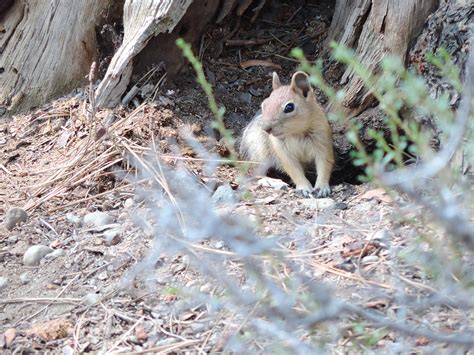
240 59 282 70
134 325 148 342
359 188 392 203
342 242 378 258
27 319 72 341
415 336 430 346
4 328 16 347
162 294 177 302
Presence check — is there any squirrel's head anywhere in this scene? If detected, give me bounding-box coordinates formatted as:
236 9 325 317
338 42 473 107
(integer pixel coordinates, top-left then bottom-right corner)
261 71 316 138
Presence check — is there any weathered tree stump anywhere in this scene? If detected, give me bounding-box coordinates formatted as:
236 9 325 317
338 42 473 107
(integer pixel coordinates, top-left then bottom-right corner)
326 0 439 117
0 0 112 116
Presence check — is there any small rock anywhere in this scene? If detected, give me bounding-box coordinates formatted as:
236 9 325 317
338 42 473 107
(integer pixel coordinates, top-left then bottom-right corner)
65 213 82 227
83 211 114 228
7 235 18 244
182 255 191 266
300 198 336 210
62 345 74 355
156 275 172 285
212 184 238 205
190 322 207 333
124 198 134 209
371 229 389 241
199 284 213 294
3 208 28 230
44 249 66 260
185 280 198 288
97 271 108 281
83 293 100 306
213 241 225 249
20 272 30 284
257 177 289 190
0 276 8 290
239 92 252 104
361 255 379 265
334 202 348 210
23 245 53 266
103 228 122 245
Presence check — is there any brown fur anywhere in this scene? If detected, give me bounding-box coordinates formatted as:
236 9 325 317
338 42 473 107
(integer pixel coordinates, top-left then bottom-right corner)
240 71 334 197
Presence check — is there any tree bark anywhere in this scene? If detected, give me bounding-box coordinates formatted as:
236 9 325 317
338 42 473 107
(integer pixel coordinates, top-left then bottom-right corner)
0 0 111 116
94 0 193 108
327 0 439 117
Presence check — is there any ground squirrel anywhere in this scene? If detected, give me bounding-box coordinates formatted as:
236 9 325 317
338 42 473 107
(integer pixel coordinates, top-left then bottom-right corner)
240 71 334 197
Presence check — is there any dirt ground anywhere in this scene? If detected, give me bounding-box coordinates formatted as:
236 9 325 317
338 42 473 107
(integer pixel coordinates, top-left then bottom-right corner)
1 1 472 353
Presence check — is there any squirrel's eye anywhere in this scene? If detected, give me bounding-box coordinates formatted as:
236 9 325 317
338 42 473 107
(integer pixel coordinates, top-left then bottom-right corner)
284 103 295 113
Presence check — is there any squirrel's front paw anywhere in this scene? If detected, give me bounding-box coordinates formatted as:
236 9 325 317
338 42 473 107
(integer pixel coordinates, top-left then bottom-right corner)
295 184 313 198
313 184 331 198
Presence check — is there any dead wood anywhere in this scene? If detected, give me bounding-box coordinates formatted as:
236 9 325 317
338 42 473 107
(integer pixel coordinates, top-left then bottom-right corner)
94 0 193 108
0 0 112 116
327 0 439 117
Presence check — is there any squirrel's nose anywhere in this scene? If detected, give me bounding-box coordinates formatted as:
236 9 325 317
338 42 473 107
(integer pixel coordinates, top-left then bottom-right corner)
263 126 272 134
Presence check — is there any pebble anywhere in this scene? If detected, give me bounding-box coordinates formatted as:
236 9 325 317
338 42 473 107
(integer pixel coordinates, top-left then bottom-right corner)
83 293 100 305
83 211 114 228
239 92 252 104
199 283 213 294
7 235 18 244
103 228 122 245
182 255 191 266
371 229 389 241
23 245 53 266
97 271 108 281
124 198 134 209
156 275 173 285
212 184 238 205
44 249 66 260
62 345 74 355
257 177 289 190
0 276 8 290
20 272 30 284
65 213 82 227
3 208 28 230
361 255 380 264
190 322 207 333
300 198 336 210
213 241 225 249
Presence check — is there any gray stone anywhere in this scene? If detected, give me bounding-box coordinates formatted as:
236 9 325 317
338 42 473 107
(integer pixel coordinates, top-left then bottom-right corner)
257 177 289 190
124 198 134 209
371 229 390 241
103 228 122 245
300 198 336 210
65 213 82 227
44 249 66 260
361 255 379 265
3 208 28 230
0 276 8 290
212 184 238 205
239 92 252 104
182 255 191 266
23 245 53 266
213 241 225 249
20 272 30 284
190 322 207 333
62 345 74 355
83 293 100 305
199 283 213 294
83 211 114 228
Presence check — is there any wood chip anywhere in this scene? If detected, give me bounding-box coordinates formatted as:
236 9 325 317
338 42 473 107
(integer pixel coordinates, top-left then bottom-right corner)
240 59 282 70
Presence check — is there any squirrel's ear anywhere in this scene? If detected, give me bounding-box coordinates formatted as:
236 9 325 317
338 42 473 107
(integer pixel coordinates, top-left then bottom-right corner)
290 71 311 97
272 72 281 90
